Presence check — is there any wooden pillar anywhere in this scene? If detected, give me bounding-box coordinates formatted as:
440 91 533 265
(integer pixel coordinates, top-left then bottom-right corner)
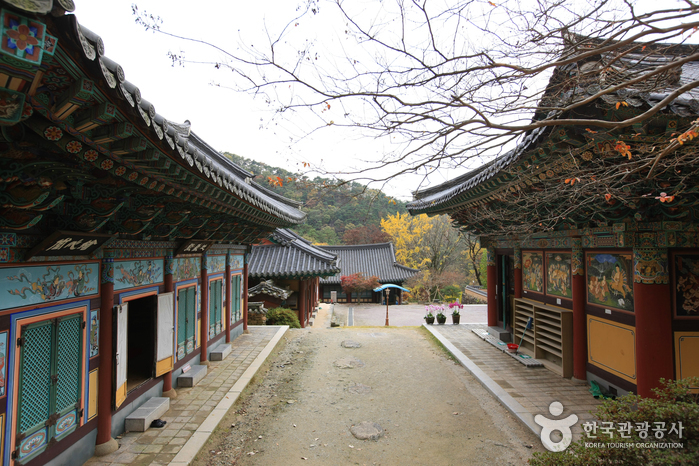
314 278 319 307
514 246 522 299
633 246 673 397
299 279 307 328
243 254 249 332
571 239 587 381
95 257 118 455
200 253 209 365
347 292 352 304
225 252 232 343
162 254 176 398
486 246 497 327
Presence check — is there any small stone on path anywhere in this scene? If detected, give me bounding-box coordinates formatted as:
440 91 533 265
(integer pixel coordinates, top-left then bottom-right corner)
348 383 372 394
333 357 365 369
350 421 384 441
341 340 362 348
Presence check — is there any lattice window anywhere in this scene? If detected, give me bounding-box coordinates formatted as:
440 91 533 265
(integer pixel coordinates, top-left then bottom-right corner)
177 286 197 360
15 312 83 462
209 280 223 337
231 275 242 323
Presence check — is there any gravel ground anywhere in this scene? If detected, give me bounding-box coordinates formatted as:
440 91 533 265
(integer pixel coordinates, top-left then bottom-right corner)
194 307 543 465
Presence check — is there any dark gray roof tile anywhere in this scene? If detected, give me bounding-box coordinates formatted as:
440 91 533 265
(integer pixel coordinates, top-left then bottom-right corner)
318 243 419 285
248 229 340 278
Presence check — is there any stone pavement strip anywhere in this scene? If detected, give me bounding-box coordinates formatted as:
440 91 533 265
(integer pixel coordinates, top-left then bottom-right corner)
85 325 288 466
425 323 602 442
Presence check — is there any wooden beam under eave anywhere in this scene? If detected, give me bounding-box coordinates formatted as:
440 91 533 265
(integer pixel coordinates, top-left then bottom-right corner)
109 137 148 155
8 77 24 91
0 74 9 87
53 78 95 120
28 70 43 96
91 121 134 144
74 102 118 132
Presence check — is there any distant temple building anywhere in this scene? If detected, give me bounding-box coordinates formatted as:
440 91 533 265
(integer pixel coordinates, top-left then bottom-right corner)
318 243 418 304
248 229 340 327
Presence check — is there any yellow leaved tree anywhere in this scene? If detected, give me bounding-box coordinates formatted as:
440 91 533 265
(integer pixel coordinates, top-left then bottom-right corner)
380 212 433 269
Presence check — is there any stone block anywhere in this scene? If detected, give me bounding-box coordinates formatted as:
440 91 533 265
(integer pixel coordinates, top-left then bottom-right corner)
176 364 208 388
209 342 232 361
125 397 170 432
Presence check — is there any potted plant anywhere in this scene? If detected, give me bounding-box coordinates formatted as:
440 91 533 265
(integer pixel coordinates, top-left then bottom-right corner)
449 302 463 324
424 306 435 324
436 306 447 324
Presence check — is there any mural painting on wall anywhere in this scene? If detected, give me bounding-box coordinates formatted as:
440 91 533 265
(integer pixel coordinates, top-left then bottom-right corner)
230 255 243 270
0 263 98 311
546 253 572 299
0 331 6 397
522 251 544 293
114 259 164 291
675 254 699 318
208 255 226 274
174 257 200 282
587 253 634 312
89 309 99 358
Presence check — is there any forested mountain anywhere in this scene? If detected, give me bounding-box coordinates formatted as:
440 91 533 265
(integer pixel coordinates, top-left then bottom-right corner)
224 153 407 244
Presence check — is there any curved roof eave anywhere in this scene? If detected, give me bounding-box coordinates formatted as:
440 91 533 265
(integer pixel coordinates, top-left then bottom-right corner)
62 15 307 225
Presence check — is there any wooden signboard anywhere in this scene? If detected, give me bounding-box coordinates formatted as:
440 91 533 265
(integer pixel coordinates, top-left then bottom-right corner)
175 240 213 257
25 231 114 260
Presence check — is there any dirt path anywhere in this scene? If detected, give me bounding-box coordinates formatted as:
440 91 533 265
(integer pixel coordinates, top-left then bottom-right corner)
194 323 543 465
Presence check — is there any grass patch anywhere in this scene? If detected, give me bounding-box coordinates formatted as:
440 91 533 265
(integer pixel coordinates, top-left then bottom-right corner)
419 325 458 362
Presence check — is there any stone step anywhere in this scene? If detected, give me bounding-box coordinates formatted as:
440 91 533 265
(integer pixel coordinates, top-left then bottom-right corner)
487 326 512 342
176 364 208 388
209 342 232 361
125 397 170 432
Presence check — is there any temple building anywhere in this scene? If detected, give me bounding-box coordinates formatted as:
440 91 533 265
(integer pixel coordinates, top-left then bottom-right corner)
318 243 418 304
0 2 306 464
408 37 699 398
248 229 340 327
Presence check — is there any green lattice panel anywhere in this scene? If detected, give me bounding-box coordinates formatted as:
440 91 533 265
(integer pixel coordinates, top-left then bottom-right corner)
214 281 222 330
177 288 187 348
18 321 52 434
55 315 82 413
186 287 196 352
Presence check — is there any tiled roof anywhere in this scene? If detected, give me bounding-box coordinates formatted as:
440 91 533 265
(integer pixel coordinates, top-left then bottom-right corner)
407 39 699 215
247 280 293 300
67 18 308 224
318 243 419 285
21 8 306 231
248 229 340 278
407 127 547 214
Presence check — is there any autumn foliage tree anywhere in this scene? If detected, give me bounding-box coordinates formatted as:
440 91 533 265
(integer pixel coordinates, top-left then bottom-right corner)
340 273 381 302
342 224 392 245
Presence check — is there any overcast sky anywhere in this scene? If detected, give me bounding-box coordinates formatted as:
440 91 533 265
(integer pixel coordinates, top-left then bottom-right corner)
74 1 431 200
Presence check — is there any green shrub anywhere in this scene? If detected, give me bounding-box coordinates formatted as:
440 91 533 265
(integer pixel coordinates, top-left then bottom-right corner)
265 307 301 328
529 377 699 466
441 285 462 302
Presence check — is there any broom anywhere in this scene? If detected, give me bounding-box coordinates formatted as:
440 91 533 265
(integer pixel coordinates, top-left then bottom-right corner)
518 317 533 349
